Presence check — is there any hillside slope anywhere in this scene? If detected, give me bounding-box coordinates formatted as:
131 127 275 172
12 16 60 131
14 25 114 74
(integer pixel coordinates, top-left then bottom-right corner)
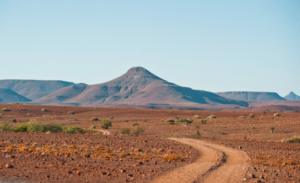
0 80 74 100
0 88 30 103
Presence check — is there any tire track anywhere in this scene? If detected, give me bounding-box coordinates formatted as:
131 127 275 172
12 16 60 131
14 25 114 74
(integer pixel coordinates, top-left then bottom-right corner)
151 138 250 183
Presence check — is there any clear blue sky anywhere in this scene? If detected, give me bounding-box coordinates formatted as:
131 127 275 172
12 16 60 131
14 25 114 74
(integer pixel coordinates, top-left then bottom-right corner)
0 0 299 95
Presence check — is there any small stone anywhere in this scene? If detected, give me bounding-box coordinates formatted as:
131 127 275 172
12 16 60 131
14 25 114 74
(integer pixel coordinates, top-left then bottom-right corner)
76 170 81 176
248 173 256 178
91 117 99 122
2 108 11 112
41 108 48 112
119 169 126 173
5 163 13 168
68 111 75 115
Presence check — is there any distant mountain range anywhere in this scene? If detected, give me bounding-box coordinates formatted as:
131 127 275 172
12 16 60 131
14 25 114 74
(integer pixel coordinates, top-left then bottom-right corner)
285 92 300 101
217 91 286 102
0 67 298 109
0 80 73 100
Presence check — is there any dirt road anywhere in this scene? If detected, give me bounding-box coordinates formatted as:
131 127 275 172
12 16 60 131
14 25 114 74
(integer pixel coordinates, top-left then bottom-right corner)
152 138 250 183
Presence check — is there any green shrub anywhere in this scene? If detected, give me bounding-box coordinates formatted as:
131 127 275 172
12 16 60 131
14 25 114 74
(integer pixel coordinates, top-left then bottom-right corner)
101 119 112 129
43 124 63 132
64 127 85 134
121 128 131 135
176 118 193 125
132 127 144 136
0 122 85 134
14 123 29 132
26 123 45 132
0 123 13 132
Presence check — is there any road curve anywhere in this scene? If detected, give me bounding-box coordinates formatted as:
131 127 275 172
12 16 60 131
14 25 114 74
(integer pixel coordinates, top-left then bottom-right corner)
151 138 250 183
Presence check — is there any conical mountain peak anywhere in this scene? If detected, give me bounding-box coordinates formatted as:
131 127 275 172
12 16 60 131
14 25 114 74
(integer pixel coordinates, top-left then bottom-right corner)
285 91 300 101
124 67 162 80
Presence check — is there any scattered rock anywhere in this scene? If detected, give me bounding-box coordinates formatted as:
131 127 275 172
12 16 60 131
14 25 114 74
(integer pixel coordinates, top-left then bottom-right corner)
193 115 201 119
41 108 48 112
119 169 126 173
2 108 11 112
248 113 255 118
68 111 76 115
91 117 99 122
206 115 216 120
5 163 14 169
76 170 81 176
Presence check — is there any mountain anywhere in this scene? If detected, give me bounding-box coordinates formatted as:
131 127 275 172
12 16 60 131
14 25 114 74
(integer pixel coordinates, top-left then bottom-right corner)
0 80 74 100
285 92 300 101
36 67 248 107
217 91 285 102
0 88 30 103
35 83 88 104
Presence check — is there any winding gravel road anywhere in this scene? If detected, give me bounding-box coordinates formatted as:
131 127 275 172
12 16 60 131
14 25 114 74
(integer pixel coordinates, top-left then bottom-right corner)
152 138 250 183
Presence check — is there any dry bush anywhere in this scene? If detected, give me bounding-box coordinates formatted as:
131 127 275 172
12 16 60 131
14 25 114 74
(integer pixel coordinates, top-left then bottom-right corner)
283 136 300 144
63 127 85 134
270 127 275 134
162 153 183 162
120 128 131 135
101 119 112 129
166 119 176 125
132 127 144 136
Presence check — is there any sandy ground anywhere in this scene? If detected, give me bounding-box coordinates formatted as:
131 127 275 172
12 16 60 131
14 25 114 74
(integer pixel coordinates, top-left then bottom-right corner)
0 104 299 183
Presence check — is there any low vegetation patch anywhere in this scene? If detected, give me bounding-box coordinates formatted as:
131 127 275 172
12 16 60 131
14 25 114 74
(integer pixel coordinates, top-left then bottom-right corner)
0 122 85 134
101 119 112 129
120 126 145 136
63 126 85 134
131 127 145 136
120 128 131 135
162 153 184 162
166 118 193 125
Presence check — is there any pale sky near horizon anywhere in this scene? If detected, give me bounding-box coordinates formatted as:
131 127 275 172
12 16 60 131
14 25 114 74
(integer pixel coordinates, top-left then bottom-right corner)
0 0 299 96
